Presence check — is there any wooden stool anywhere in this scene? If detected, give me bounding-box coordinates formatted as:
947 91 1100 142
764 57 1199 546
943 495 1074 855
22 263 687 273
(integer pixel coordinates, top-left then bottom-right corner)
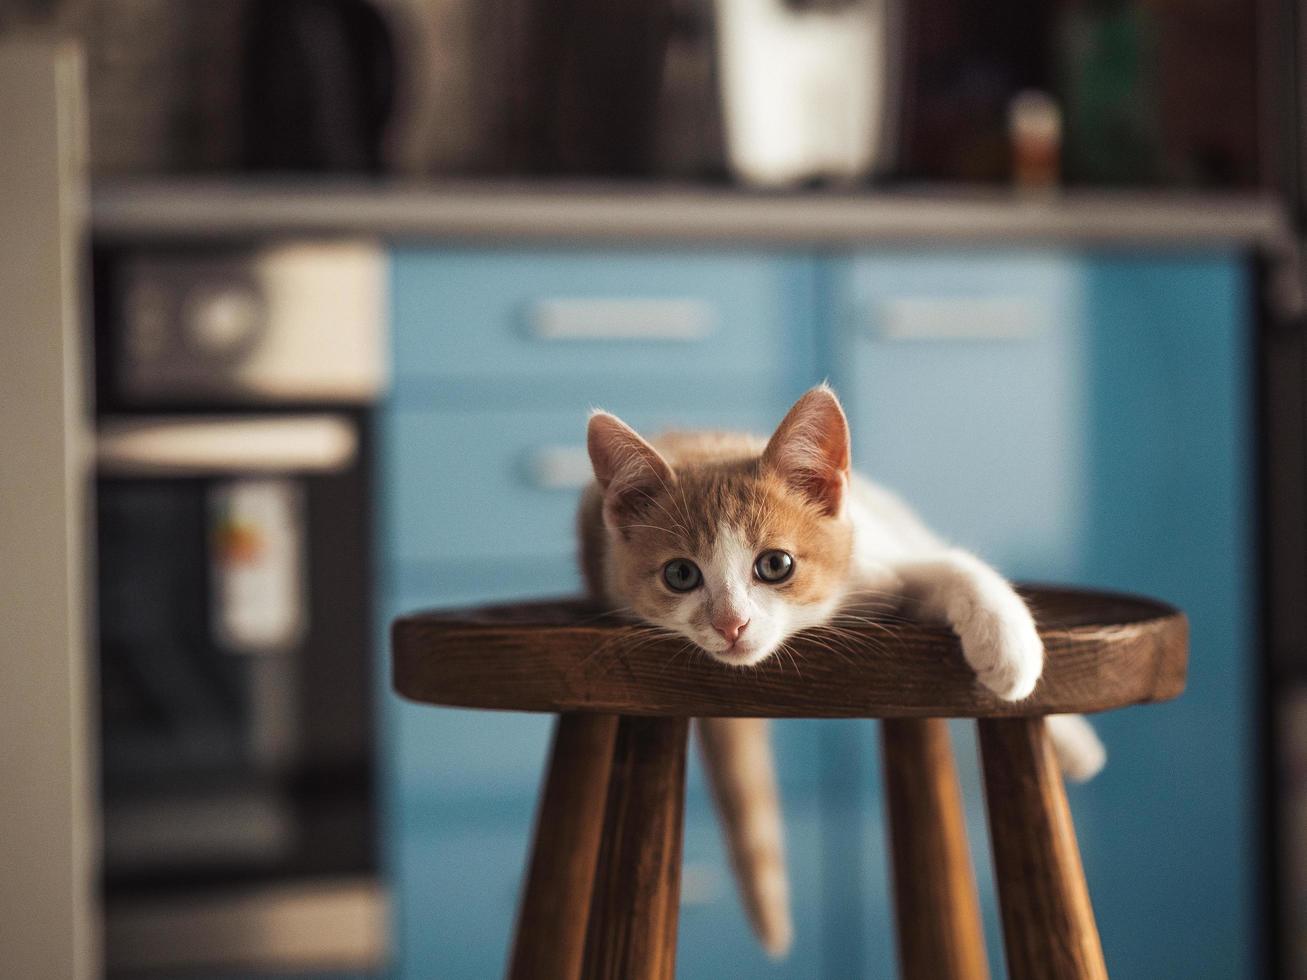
393 586 1187 980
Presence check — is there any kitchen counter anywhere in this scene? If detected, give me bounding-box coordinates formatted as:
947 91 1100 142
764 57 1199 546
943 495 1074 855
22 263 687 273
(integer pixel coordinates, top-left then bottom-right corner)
92 179 1290 249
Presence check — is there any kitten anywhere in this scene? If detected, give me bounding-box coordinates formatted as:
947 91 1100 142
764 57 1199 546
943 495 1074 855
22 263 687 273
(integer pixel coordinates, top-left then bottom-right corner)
578 384 1105 956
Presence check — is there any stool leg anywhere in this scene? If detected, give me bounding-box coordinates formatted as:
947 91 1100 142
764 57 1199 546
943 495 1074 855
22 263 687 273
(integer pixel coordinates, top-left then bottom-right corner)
581 716 689 980
881 718 990 980
509 713 619 980
978 718 1107 980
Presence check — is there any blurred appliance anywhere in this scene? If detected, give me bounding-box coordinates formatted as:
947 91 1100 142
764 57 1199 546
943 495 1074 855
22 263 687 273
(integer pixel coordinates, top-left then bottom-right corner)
889 0 1261 187
92 241 390 975
242 0 396 172
714 0 901 186
496 0 676 175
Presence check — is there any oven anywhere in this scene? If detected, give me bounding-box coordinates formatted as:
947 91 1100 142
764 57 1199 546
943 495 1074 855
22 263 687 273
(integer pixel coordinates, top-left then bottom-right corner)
91 240 389 975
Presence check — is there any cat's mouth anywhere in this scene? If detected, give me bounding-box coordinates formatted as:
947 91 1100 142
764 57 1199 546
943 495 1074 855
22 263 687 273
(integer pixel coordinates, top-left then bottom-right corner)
704 641 774 668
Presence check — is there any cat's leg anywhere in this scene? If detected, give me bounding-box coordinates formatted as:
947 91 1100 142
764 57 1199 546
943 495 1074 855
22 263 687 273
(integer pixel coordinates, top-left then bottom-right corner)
1045 713 1107 782
889 549 1043 701
857 552 1106 779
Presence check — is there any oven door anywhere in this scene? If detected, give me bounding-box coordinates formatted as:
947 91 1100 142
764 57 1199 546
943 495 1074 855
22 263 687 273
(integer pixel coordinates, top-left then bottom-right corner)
95 412 386 975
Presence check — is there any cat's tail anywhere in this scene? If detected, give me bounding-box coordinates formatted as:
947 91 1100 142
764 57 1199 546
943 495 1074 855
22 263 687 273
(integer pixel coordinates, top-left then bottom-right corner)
697 717 792 957
699 713 1102 959
1046 713 1107 782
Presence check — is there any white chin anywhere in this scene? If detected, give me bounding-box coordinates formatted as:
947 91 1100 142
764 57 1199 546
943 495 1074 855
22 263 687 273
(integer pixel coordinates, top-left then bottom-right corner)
707 644 774 667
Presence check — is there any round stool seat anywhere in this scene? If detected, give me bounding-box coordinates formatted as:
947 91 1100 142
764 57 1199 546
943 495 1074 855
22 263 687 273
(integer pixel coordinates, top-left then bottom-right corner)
392 585 1187 718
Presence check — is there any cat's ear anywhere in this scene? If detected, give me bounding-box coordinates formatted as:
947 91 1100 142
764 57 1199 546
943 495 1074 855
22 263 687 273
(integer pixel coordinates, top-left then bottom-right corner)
762 385 851 517
587 411 675 531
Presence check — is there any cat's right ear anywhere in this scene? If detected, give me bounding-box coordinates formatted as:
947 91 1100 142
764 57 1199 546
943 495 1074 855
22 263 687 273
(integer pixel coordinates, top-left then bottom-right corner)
587 411 675 531
762 385 851 517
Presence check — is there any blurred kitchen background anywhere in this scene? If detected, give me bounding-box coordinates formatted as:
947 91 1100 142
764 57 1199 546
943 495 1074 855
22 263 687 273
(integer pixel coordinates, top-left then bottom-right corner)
3 0 1307 977
0 0 1272 184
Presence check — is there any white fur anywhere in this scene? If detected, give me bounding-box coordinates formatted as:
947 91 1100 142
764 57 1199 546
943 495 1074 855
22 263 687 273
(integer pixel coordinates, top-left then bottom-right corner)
1047 713 1108 781
584 391 1107 966
844 475 1044 699
588 400 1105 780
673 472 1103 769
680 523 840 666
842 474 1105 771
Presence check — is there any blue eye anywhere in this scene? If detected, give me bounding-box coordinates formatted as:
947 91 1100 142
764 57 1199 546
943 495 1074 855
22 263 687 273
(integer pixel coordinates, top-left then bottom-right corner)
662 559 702 592
754 550 794 583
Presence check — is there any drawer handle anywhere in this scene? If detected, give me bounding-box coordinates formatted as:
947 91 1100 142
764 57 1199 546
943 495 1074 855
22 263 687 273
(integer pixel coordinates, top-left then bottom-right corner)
528 446 595 490
529 298 715 341
873 296 1045 341
97 414 357 476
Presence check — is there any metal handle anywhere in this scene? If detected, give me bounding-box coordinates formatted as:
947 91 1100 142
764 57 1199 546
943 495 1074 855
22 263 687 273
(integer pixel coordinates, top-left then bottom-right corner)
527 446 594 491
529 298 715 341
97 414 357 477
871 296 1045 341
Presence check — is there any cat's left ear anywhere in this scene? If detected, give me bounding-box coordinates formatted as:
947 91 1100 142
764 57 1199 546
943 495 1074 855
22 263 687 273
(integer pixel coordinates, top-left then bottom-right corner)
587 411 676 531
762 385 851 517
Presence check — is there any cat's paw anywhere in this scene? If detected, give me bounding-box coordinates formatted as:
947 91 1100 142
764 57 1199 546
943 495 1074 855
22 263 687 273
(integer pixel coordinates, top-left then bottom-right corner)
955 601 1044 701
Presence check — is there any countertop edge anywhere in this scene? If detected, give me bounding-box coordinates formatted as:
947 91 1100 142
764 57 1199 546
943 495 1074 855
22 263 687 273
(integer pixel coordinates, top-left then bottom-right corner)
91 179 1293 249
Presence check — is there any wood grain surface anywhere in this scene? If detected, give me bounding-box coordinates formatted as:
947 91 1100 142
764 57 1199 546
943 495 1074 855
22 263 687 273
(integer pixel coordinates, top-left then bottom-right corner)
392 586 1187 718
881 718 990 980
581 716 688 980
978 718 1108 980
509 713 619 980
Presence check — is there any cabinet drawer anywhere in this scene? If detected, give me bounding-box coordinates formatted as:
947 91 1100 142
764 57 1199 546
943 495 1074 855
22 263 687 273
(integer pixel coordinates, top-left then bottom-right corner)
390 249 813 385
677 802 826 979
830 252 1084 575
383 403 787 565
390 556 582 611
393 818 532 980
389 699 552 813
836 252 1075 342
392 788 829 980
383 587 555 809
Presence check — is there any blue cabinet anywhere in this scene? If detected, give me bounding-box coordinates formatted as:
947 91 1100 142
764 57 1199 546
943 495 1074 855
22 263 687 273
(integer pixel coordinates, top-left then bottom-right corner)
829 250 1255 978
380 245 1256 978
390 249 816 390
380 248 826 979
830 251 1086 576
1063 255 1255 980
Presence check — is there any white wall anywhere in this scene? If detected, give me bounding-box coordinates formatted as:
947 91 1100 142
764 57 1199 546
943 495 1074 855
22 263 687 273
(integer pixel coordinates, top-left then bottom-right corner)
0 38 99 980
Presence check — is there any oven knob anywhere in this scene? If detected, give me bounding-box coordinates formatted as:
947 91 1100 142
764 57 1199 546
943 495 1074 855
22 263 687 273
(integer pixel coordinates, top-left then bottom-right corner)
184 284 263 355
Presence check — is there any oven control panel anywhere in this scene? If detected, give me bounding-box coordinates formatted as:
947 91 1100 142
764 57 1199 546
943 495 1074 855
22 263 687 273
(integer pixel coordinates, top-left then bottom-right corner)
109 241 388 405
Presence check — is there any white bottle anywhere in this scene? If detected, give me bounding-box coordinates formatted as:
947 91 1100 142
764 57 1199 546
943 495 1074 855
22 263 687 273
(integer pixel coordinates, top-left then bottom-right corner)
714 0 897 187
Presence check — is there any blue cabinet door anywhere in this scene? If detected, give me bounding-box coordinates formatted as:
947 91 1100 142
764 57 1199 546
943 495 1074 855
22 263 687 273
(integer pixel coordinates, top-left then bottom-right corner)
381 244 1257 979
830 249 1256 979
389 248 816 391
829 250 1087 576
380 248 831 979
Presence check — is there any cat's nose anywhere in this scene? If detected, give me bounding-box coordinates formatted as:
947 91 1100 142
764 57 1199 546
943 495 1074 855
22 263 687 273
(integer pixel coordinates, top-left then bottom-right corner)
713 616 750 645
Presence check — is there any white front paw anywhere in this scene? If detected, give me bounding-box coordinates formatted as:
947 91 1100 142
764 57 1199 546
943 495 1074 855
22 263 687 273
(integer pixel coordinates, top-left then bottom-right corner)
956 604 1044 701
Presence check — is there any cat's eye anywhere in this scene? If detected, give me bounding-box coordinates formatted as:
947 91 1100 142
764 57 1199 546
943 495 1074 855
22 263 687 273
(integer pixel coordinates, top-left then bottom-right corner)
754 550 795 584
662 559 702 592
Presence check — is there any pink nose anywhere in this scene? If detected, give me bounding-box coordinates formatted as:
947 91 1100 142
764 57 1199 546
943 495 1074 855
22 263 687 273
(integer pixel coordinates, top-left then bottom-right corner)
713 616 750 645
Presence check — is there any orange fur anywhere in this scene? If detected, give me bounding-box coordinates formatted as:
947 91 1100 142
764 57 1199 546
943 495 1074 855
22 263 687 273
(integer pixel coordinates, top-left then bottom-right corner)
579 424 854 638
578 414 854 957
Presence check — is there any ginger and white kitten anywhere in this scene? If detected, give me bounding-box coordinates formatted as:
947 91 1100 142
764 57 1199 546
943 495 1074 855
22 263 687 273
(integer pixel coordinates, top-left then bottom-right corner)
578 384 1105 956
